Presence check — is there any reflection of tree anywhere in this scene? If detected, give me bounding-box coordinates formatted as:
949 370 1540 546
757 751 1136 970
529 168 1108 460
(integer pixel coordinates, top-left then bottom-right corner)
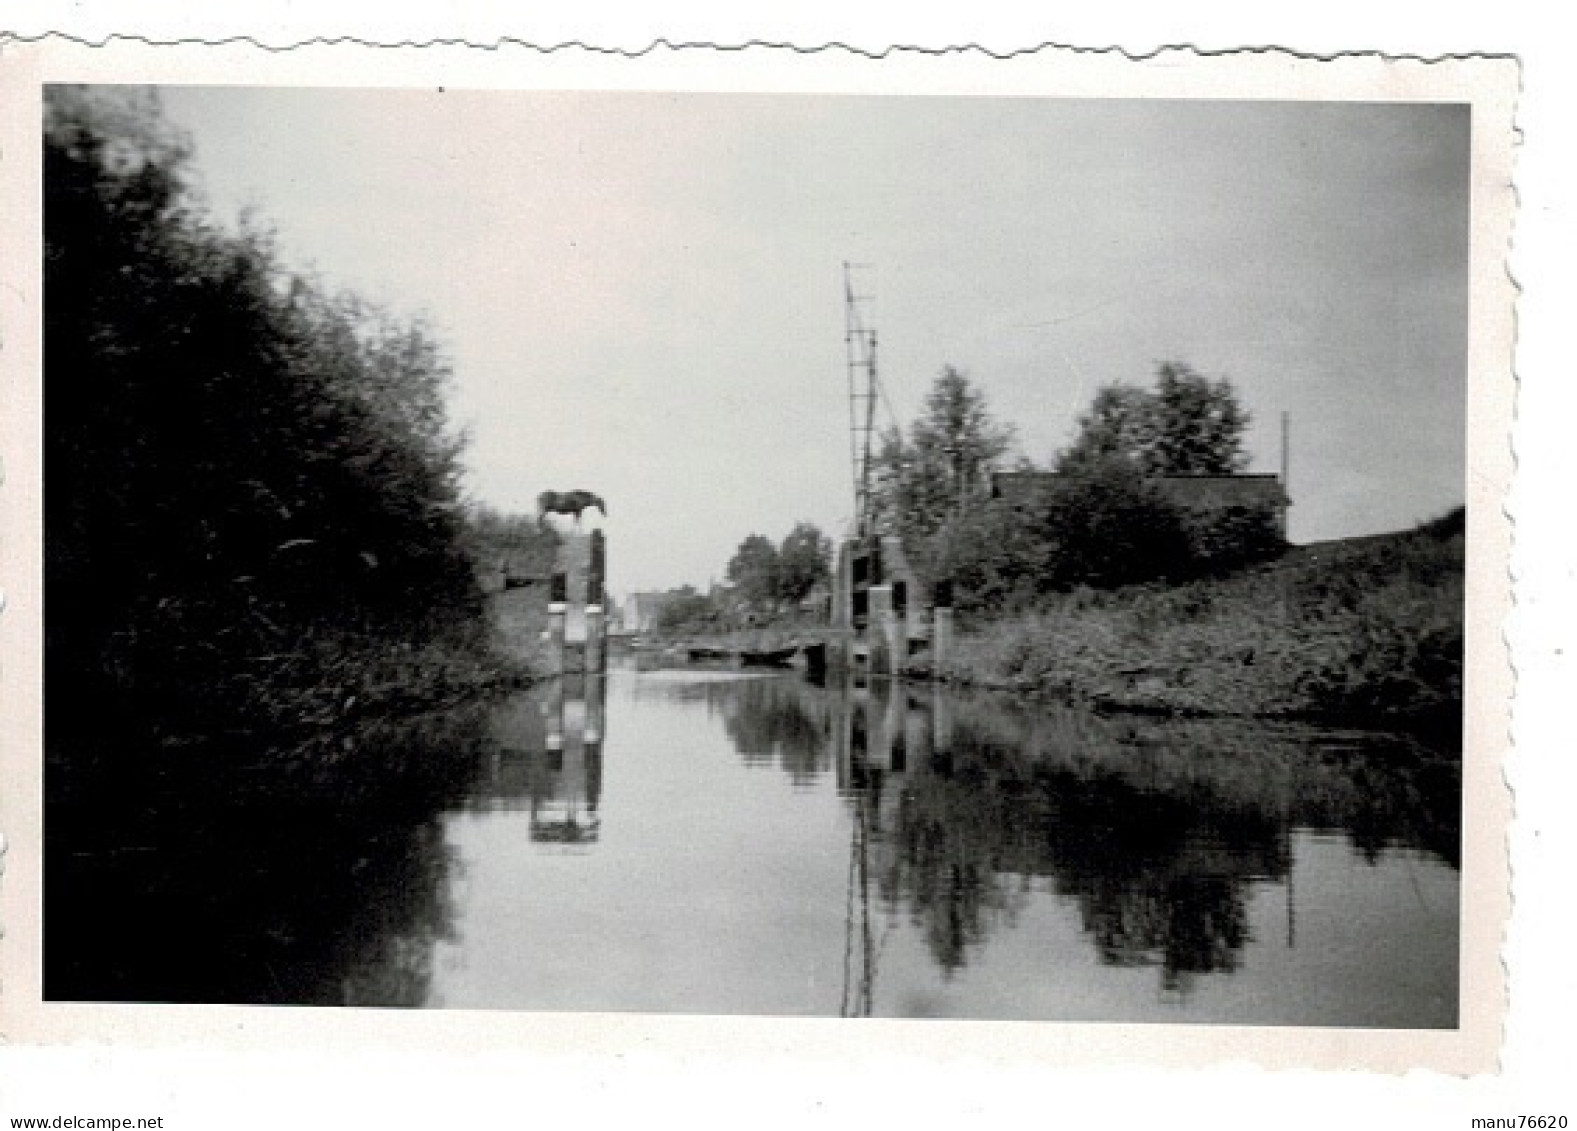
46 704 497 1005
879 759 1029 974
834 681 1455 999
1034 776 1274 994
714 677 832 787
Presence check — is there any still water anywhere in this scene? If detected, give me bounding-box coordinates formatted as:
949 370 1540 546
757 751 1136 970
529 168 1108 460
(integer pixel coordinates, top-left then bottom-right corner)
370 668 1459 1025
48 666 1460 1025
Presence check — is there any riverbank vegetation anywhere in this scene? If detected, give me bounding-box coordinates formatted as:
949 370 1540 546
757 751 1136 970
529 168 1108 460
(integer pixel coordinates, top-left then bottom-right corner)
648 522 834 637
45 88 524 800
875 367 1462 739
937 508 1464 740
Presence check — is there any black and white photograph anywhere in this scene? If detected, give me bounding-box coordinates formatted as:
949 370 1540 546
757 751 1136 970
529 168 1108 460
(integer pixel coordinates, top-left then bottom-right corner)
2 40 1530 1112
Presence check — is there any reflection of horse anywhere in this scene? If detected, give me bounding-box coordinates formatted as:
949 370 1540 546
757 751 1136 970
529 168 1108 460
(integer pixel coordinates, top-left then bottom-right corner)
537 490 607 526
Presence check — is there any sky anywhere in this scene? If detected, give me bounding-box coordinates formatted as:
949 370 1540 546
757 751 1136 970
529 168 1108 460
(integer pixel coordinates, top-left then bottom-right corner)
153 87 1470 598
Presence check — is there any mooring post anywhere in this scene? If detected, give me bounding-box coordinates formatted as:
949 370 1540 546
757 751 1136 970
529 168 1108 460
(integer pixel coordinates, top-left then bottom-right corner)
867 583 895 675
548 570 568 676
586 530 607 673
831 540 855 673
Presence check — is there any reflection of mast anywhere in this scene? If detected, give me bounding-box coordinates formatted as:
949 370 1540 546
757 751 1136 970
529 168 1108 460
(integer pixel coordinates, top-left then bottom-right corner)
841 791 876 1018
1287 828 1296 949
838 682 880 1018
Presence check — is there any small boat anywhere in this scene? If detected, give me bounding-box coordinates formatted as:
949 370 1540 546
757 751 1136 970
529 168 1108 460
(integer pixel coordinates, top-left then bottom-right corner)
738 645 799 668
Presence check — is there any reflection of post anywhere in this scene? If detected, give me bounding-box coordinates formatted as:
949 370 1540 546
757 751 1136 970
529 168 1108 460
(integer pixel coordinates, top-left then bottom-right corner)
831 670 855 792
865 677 894 771
584 675 605 814
931 680 955 765
881 677 906 775
542 677 565 753
903 688 930 774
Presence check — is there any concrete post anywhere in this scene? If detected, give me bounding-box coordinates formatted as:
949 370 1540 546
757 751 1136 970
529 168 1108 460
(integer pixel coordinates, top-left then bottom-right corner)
589 530 606 607
868 583 896 675
548 567 569 676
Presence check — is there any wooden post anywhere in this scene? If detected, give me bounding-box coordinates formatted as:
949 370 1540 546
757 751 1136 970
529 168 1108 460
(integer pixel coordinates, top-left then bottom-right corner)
930 577 954 679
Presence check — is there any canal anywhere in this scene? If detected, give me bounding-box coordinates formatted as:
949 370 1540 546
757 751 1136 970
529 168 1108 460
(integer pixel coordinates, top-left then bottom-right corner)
48 666 1460 1026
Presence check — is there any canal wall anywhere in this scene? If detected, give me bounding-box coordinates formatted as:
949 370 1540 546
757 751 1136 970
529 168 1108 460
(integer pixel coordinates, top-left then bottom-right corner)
487 525 607 676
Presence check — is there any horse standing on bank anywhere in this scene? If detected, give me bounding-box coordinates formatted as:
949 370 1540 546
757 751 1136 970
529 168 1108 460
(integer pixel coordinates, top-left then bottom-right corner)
537 490 607 527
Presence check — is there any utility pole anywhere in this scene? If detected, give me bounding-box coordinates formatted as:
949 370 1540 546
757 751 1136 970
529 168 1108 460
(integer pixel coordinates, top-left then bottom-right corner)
1281 410 1292 543
844 262 879 539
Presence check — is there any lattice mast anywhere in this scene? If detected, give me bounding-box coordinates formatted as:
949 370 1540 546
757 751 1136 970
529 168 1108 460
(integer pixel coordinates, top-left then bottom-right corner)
844 262 880 539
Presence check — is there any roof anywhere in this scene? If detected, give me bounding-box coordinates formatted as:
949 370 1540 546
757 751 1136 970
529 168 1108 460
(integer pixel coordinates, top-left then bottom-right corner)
991 471 1289 510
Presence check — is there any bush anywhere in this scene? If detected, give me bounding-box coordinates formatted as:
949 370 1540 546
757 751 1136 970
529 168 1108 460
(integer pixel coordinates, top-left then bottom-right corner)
45 87 497 746
1179 504 1286 574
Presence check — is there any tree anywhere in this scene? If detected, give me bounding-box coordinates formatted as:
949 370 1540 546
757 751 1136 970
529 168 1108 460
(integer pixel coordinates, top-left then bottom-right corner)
1149 362 1251 474
726 534 780 613
870 367 1016 559
775 522 832 605
1058 361 1249 476
1056 384 1155 472
928 499 1050 617
653 586 719 636
44 86 487 739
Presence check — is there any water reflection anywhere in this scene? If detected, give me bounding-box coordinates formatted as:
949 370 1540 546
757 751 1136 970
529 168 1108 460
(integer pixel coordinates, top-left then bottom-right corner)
48 667 1460 1023
47 705 495 1006
725 674 1458 1010
473 676 606 846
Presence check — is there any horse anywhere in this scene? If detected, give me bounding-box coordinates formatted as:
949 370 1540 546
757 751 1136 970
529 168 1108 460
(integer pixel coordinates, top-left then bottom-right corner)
537 489 607 526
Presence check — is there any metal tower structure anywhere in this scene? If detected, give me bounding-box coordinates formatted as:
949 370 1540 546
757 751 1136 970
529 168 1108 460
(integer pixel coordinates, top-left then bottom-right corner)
844 262 880 538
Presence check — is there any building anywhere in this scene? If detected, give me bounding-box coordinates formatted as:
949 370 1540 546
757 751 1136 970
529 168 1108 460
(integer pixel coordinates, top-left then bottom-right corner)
990 470 1291 539
621 590 676 634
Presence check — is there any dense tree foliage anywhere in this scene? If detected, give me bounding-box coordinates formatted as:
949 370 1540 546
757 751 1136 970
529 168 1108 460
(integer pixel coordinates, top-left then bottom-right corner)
652 586 723 636
870 367 1016 552
775 522 834 605
461 505 560 582
717 522 833 621
45 87 495 743
651 522 833 635
725 534 781 611
895 363 1277 617
1058 361 1250 475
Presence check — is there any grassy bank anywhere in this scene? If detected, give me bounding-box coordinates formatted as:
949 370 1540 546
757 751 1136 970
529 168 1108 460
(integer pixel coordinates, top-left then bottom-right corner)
935 509 1464 739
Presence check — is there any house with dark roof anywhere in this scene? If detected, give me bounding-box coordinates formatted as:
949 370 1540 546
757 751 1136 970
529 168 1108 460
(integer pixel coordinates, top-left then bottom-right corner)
990 470 1290 539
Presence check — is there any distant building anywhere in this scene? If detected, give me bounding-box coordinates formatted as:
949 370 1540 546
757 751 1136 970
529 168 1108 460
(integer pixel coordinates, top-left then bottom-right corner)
622 591 676 634
990 470 1290 539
